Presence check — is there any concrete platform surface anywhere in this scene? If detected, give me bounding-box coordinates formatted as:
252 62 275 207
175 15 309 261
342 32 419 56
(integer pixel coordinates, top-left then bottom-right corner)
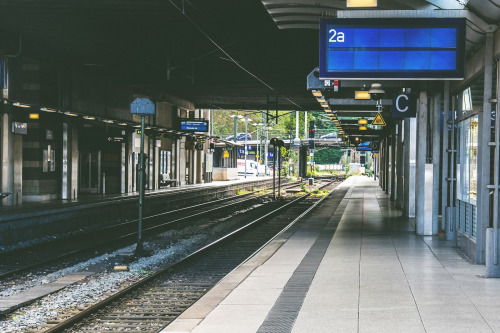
0 273 91 314
162 176 500 333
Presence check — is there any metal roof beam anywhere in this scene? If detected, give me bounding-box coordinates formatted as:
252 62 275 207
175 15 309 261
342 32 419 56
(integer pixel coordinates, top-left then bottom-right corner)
328 98 393 106
337 9 497 33
262 0 344 8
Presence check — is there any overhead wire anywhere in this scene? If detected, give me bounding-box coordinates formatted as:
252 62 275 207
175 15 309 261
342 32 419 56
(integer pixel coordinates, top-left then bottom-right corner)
168 0 304 111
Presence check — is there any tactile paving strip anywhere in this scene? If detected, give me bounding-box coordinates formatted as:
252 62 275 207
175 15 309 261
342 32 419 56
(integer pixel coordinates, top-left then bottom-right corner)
257 191 349 333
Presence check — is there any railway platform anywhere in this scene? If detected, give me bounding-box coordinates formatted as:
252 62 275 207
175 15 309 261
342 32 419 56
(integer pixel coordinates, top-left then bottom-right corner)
0 176 274 248
163 176 499 333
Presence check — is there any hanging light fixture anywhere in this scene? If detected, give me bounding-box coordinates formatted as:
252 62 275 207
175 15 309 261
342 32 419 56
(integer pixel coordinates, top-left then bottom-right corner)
358 118 368 125
359 125 367 130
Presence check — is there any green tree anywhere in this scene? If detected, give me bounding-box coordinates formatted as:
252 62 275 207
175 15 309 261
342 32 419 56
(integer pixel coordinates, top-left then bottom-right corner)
314 147 344 164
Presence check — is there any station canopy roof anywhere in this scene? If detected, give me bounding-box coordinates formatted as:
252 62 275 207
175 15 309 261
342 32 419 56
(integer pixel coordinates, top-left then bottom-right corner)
0 0 498 138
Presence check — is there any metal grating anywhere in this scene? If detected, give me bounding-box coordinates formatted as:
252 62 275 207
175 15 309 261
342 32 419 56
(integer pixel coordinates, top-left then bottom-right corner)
257 193 348 333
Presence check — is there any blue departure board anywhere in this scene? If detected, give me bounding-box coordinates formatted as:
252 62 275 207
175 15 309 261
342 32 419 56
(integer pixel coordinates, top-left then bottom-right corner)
180 119 209 132
319 18 466 80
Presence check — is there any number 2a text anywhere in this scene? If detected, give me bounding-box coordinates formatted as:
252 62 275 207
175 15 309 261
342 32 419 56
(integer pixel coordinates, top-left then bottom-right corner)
329 29 345 43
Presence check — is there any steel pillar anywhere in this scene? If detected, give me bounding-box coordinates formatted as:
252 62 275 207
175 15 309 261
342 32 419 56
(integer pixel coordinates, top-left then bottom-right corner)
62 123 78 200
480 33 494 265
403 119 412 217
390 125 397 201
445 95 457 240
486 40 500 275
432 93 441 235
1 111 14 206
442 82 450 233
385 138 390 194
396 121 404 209
416 91 432 235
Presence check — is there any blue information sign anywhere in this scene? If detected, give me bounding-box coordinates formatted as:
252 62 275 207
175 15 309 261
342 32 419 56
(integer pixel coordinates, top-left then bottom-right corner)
130 97 155 115
319 18 466 80
179 119 209 132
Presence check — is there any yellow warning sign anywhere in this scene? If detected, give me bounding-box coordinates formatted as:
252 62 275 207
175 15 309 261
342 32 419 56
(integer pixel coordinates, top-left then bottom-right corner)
223 150 229 158
372 112 386 126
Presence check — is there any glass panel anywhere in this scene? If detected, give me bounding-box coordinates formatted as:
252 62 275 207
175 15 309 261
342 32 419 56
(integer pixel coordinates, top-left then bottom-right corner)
456 116 478 206
160 150 166 174
462 87 473 111
458 200 464 231
457 121 466 201
472 205 477 237
465 203 469 234
469 116 478 204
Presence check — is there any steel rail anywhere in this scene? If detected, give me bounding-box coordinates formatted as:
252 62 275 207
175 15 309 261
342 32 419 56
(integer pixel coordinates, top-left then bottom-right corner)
0 181 297 280
43 180 338 333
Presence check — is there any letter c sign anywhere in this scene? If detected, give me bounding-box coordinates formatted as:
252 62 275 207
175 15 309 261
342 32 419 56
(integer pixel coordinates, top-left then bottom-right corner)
392 93 416 118
396 94 408 112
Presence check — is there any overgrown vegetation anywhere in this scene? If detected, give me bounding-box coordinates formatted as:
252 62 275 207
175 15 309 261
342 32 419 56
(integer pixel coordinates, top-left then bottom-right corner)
236 188 249 195
310 189 329 197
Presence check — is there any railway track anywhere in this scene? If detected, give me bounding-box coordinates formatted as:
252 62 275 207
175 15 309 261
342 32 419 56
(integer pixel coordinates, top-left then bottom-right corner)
38 179 343 333
0 181 299 282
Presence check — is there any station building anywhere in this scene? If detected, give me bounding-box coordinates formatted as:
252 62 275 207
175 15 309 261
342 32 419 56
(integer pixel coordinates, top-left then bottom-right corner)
1 0 500 277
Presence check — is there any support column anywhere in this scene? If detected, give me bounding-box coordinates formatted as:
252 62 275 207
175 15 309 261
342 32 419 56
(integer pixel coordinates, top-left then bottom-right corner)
446 96 458 240
480 32 494 265
442 82 450 234
416 90 432 235
486 58 500 277
396 120 404 209
432 93 441 235
61 123 78 200
384 136 391 194
121 140 126 194
1 111 18 206
148 136 154 190
380 138 385 190
175 138 183 186
379 139 383 188
196 149 203 183
189 149 196 184
403 118 417 218
390 126 396 201
181 139 187 186
186 147 194 185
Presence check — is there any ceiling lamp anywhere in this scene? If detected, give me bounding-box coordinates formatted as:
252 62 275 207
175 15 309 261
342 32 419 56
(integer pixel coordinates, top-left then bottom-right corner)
347 0 377 7
321 103 329 108
83 116 96 120
312 90 322 97
368 83 385 100
29 113 39 119
13 102 30 108
103 119 114 123
358 118 368 125
41 107 57 113
359 125 367 131
64 112 78 116
317 98 326 103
